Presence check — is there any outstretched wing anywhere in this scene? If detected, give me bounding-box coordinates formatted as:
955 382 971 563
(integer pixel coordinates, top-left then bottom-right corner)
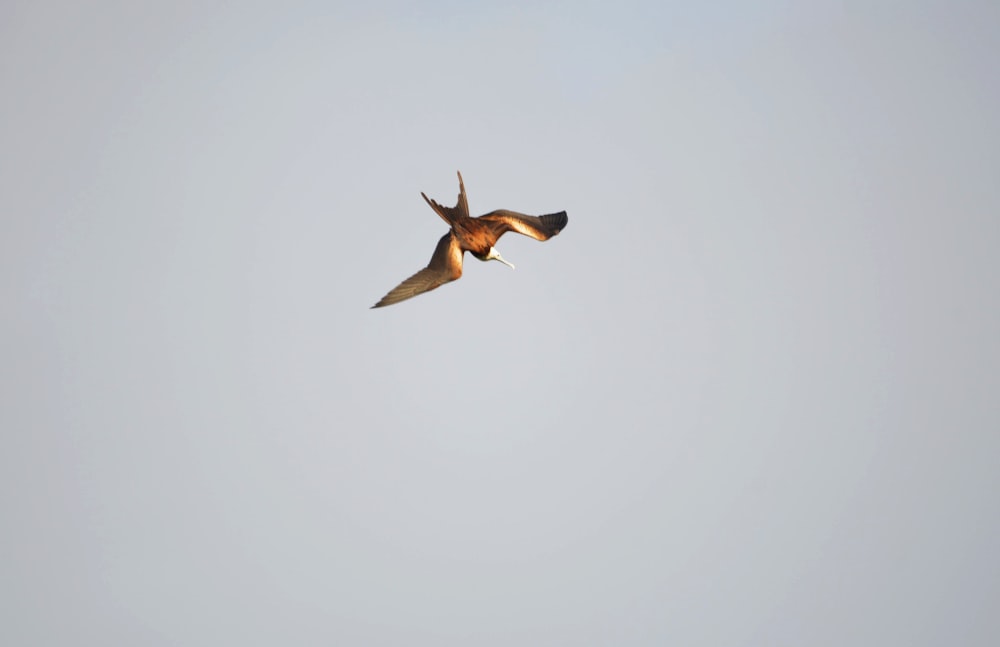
421 171 470 226
371 233 464 308
478 209 568 241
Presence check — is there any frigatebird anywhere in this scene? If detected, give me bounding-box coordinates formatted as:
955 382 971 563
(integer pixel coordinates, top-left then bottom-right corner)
372 172 568 308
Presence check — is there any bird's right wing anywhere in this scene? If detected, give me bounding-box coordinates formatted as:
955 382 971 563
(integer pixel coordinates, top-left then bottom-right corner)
421 171 470 226
371 233 464 308
478 209 568 241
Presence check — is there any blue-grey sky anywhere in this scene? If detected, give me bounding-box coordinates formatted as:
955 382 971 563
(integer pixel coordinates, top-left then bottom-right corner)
3 1 998 644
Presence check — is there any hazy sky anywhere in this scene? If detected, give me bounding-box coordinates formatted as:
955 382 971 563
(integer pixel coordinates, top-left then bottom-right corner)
3 1 998 644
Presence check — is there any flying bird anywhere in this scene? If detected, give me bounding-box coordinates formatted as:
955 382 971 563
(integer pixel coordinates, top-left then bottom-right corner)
372 172 568 308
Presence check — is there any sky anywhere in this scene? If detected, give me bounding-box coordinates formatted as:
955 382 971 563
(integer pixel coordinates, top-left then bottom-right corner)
2 1 999 644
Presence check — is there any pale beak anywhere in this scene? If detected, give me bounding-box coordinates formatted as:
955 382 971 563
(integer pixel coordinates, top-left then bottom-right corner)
495 254 515 270
486 246 516 270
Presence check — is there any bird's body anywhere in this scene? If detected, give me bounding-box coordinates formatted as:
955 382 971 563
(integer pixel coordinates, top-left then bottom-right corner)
372 172 568 308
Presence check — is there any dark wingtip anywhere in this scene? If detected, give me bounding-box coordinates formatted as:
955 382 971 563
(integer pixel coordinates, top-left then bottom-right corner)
546 210 569 234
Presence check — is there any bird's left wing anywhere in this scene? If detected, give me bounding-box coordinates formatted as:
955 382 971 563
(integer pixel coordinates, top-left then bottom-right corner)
371 233 464 308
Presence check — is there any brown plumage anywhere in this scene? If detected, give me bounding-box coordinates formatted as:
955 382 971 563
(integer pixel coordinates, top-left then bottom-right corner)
372 172 568 308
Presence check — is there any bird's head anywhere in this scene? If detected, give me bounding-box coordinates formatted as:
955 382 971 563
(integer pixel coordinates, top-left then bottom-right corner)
483 246 515 270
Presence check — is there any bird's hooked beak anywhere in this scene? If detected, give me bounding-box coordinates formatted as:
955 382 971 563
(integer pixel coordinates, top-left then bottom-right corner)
487 247 515 270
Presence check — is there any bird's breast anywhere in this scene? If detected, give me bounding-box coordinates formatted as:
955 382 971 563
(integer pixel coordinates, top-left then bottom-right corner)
454 223 495 256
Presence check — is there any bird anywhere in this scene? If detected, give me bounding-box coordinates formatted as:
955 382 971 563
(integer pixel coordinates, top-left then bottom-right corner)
371 171 568 308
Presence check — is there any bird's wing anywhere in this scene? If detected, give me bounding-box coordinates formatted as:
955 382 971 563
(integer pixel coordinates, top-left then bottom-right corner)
478 209 568 241
371 233 464 308
421 171 470 226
